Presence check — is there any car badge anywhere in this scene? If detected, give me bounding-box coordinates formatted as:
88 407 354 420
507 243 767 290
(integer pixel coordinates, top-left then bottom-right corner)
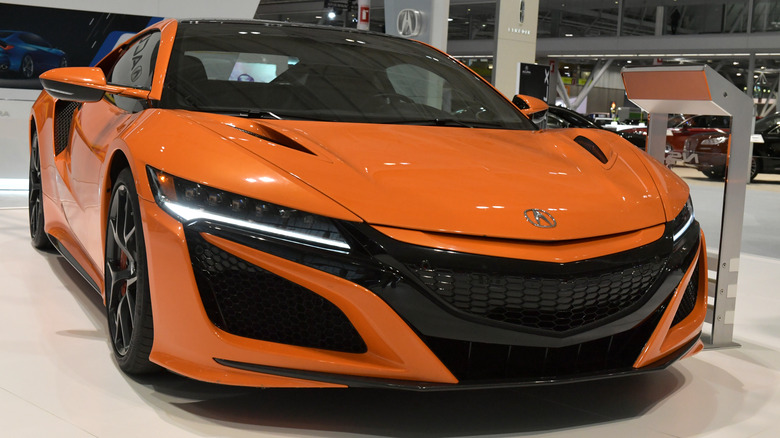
524 209 556 228
397 9 423 37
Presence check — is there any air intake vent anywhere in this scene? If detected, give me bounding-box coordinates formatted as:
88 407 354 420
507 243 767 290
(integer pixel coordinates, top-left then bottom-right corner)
54 101 81 155
232 126 314 155
574 135 609 164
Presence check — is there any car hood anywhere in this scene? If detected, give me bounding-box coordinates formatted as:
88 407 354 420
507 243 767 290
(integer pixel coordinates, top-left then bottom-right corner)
195 115 668 241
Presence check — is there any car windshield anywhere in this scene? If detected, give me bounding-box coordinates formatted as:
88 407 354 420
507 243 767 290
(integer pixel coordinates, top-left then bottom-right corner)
754 114 780 133
160 21 534 130
675 115 730 129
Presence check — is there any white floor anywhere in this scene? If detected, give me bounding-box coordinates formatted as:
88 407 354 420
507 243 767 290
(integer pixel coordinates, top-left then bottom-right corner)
1 197 780 437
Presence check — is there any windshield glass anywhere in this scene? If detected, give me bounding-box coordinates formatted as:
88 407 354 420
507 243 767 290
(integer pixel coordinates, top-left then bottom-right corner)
755 114 780 133
161 21 534 130
675 115 730 129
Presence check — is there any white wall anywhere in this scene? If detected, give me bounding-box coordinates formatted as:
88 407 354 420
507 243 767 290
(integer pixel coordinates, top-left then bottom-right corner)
0 0 259 184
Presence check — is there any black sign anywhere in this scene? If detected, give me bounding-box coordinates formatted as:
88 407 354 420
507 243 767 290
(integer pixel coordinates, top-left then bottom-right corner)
518 63 550 102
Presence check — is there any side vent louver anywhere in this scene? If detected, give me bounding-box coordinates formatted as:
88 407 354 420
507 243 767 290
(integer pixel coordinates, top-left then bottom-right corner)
573 135 609 164
232 126 314 155
54 101 81 155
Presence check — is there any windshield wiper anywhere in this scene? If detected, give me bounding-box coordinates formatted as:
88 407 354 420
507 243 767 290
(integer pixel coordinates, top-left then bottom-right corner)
225 109 283 120
206 108 337 122
382 118 504 128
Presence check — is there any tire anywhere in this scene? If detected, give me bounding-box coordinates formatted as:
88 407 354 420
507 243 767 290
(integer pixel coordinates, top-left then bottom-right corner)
29 132 52 249
21 55 34 79
750 157 759 182
701 167 725 181
105 168 158 374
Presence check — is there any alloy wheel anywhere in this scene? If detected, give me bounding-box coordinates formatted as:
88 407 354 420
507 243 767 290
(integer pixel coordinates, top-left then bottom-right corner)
21 55 34 78
28 133 51 249
106 184 139 356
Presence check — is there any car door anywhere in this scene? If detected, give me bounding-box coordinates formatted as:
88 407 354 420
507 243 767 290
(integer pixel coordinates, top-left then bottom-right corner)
56 31 161 271
759 124 780 172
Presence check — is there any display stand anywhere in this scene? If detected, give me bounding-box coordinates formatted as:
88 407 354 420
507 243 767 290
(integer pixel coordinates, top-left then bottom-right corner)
622 65 753 348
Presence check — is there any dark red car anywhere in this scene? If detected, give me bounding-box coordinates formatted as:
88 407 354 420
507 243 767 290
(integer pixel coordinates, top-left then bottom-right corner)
619 115 730 164
685 113 780 181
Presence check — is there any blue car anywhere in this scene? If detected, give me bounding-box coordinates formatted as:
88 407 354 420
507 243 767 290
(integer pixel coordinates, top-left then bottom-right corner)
0 31 66 78
0 51 9 73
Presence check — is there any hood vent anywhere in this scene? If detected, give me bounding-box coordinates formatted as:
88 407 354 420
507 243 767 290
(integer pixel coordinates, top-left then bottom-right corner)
231 126 314 155
573 135 609 164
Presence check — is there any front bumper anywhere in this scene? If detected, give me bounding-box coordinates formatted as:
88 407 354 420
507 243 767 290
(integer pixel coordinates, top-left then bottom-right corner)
140 197 707 389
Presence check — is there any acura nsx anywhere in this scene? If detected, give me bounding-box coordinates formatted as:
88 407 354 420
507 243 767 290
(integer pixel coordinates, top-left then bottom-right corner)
29 19 707 389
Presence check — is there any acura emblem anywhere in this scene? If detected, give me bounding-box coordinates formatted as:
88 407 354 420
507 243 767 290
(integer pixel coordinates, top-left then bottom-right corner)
397 9 422 37
524 209 556 228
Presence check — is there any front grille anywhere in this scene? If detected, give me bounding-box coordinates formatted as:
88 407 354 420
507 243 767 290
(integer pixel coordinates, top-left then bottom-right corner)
672 263 700 326
422 298 667 382
186 231 367 353
53 101 80 155
408 258 665 333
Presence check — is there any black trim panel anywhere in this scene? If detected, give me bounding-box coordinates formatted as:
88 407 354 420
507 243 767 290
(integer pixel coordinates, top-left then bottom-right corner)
213 334 700 391
47 234 101 293
42 80 105 102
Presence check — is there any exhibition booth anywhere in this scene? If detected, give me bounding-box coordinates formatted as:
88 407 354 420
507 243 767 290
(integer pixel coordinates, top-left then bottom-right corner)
1 1 779 437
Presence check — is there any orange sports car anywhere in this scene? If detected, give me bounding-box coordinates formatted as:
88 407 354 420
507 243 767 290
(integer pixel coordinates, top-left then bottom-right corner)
29 19 707 389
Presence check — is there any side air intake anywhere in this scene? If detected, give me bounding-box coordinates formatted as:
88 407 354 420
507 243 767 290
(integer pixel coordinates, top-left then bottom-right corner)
573 135 609 164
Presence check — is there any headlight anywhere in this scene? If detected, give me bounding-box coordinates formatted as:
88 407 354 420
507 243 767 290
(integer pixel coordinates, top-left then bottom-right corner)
147 166 351 252
671 196 694 241
700 136 727 146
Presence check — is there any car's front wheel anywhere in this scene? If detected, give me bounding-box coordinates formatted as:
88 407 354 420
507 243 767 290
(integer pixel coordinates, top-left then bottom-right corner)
105 168 158 374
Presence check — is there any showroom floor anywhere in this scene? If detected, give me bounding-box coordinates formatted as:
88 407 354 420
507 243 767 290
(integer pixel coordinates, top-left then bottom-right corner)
1 173 779 438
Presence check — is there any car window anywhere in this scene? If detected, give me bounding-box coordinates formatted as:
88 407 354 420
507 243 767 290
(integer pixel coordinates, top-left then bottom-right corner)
109 31 161 90
678 115 730 129
161 22 534 130
186 51 299 83
755 114 780 133
21 33 50 47
386 64 449 110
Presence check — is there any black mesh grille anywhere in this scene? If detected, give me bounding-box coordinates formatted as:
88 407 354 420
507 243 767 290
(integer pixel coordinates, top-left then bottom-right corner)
408 258 665 333
422 299 666 382
186 232 367 353
54 101 80 155
672 263 700 326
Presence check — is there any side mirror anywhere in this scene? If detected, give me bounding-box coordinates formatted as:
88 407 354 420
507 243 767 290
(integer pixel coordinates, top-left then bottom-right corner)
513 94 549 128
39 67 149 102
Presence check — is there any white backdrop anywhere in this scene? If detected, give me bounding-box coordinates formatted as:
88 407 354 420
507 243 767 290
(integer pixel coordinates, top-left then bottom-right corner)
0 0 258 183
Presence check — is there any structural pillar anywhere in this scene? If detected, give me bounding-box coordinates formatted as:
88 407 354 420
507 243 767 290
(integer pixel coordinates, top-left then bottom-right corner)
492 0 539 98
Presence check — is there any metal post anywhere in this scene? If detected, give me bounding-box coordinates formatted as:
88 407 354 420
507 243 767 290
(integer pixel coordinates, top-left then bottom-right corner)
646 112 667 162
622 65 753 348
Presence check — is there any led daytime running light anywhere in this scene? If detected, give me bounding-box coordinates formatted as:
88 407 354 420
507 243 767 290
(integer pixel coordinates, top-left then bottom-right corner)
672 197 695 241
147 166 350 253
162 201 350 252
